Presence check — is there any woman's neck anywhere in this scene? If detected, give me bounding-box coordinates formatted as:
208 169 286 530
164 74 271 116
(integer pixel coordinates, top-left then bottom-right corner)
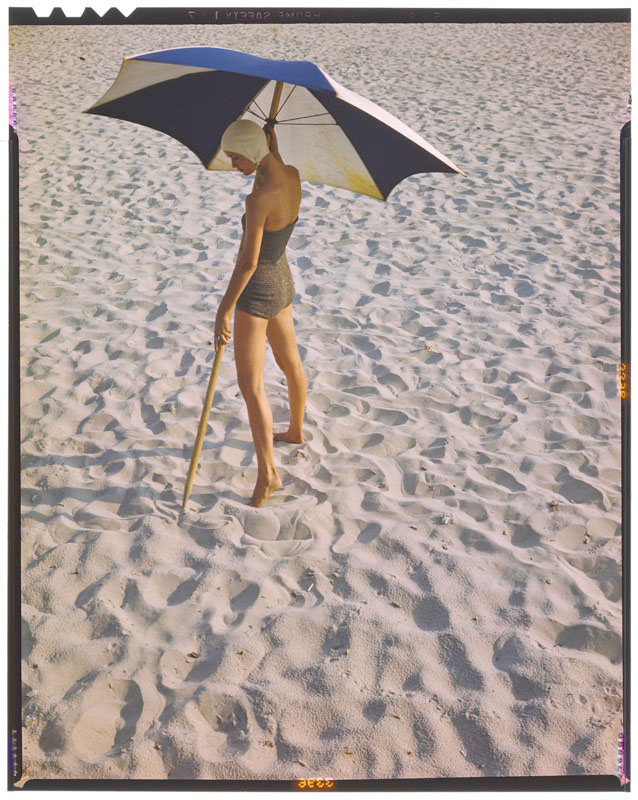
254 152 280 188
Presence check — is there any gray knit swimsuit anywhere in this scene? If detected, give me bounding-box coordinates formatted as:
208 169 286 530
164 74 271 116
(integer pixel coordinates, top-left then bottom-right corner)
235 212 297 319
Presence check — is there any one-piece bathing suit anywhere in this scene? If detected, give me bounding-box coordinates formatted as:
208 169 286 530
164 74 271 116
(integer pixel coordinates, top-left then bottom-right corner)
235 212 298 319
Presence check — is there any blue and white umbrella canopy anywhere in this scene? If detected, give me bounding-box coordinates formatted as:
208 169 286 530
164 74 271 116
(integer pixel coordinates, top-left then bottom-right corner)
86 46 465 200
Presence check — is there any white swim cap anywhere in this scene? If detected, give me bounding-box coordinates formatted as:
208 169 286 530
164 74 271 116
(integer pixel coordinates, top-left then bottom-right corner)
221 118 270 167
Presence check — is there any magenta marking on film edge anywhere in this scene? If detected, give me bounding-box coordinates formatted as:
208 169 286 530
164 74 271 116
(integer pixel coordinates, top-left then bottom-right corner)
9 728 18 777
618 730 628 785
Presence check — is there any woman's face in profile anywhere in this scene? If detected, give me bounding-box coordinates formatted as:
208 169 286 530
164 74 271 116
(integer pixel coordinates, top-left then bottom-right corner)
225 150 255 175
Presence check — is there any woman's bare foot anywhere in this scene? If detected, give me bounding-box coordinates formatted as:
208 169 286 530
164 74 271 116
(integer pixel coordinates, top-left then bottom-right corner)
249 471 283 507
273 429 304 444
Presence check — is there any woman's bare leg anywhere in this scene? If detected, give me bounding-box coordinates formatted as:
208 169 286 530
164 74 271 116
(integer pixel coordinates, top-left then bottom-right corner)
267 305 307 443
234 308 282 507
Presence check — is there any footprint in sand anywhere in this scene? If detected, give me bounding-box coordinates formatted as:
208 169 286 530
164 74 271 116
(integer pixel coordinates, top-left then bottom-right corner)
458 499 489 522
242 509 281 541
371 280 390 295
562 554 621 602
159 649 196 688
423 437 450 461
176 350 195 376
86 612 126 639
373 367 410 394
141 570 201 608
74 575 130 639
410 567 451 631
368 407 410 426
547 378 592 396
321 614 353 658
555 623 622 664
556 475 610 509
38 714 69 755
476 466 526 493
357 522 382 544
145 301 167 322
324 403 350 418
554 524 589 550
185 690 251 761
450 708 510 774
269 566 325 608
235 505 316 557
332 515 380 553
362 698 387 723
492 633 548 701
509 523 542 549
437 633 484 690
77 412 120 436
145 332 165 350
460 235 488 249
341 431 415 457
140 398 166 434
514 280 536 298
69 678 143 762
458 527 497 553
206 571 260 632
344 333 380 356
160 645 226 688
587 517 620 540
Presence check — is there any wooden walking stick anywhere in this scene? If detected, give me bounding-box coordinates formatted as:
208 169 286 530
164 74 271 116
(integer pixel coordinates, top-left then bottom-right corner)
182 340 226 508
182 82 284 509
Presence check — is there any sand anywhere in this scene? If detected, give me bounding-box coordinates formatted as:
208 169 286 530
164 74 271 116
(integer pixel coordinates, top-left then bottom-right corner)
12 21 627 781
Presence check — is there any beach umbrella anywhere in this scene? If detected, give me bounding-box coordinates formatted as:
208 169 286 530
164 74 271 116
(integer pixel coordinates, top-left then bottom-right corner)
85 46 465 200
85 46 466 508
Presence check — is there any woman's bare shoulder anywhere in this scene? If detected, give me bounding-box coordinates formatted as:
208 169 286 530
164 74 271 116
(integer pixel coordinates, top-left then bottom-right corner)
284 164 301 197
244 189 270 218
247 185 273 206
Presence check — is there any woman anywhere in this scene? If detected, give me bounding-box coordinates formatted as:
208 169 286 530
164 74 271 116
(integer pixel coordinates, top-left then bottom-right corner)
214 118 307 508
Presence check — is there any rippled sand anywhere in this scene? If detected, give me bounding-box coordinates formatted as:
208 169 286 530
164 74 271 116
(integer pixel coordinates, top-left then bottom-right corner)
13 21 627 781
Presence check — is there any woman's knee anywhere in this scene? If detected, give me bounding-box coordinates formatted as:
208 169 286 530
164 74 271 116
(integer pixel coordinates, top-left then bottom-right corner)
277 350 303 376
237 373 263 399
272 351 287 373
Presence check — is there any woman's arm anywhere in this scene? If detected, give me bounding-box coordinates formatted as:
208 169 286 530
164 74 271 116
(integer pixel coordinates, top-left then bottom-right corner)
214 193 267 349
264 123 283 164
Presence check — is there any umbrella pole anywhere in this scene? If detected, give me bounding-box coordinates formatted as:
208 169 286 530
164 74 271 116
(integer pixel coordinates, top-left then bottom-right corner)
182 342 226 509
265 81 284 147
182 82 285 510
268 81 284 123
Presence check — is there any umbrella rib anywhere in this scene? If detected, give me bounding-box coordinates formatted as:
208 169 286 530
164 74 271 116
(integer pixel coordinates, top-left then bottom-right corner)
246 110 268 123
246 99 268 121
277 110 336 123
276 121 339 126
274 84 297 117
